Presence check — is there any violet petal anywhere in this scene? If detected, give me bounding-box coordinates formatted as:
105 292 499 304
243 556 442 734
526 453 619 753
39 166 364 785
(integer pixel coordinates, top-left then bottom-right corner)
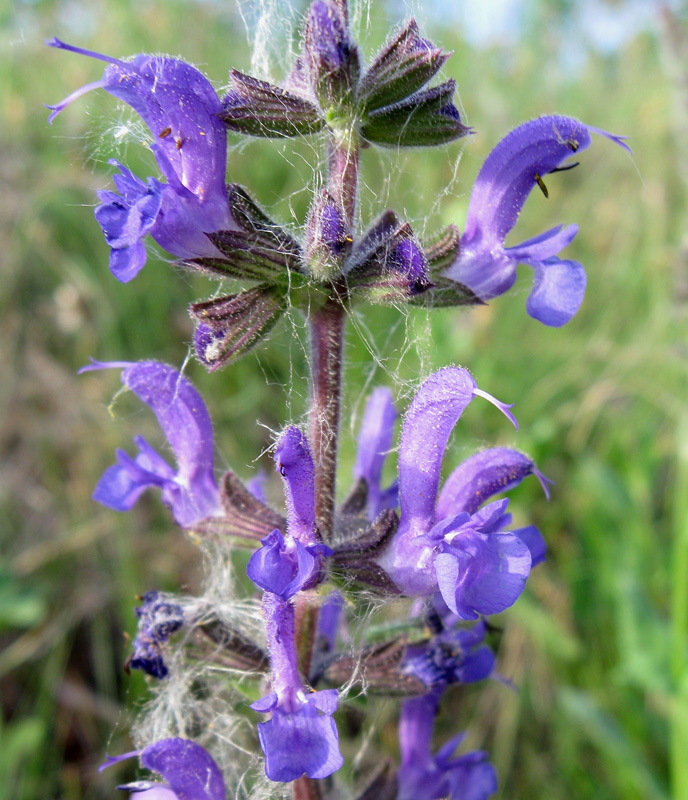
398 368 477 530
525 257 587 327
437 448 539 517
257 704 343 782
274 428 316 545
354 387 399 520
140 739 227 800
513 525 546 567
436 532 532 619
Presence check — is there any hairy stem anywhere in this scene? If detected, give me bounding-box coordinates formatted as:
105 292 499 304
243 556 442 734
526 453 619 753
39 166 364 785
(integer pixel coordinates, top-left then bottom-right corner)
308 130 358 542
294 591 319 677
309 297 345 542
328 131 359 227
293 90 359 800
293 775 323 800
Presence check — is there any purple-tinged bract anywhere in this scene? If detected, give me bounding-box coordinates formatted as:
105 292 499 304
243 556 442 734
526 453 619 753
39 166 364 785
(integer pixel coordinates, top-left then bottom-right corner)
81 360 220 528
46 39 234 281
443 115 630 326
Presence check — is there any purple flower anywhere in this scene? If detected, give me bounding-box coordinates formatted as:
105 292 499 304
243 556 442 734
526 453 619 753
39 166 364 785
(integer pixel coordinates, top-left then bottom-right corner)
397 694 497 800
273 427 318 546
46 39 234 282
354 387 399 520
247 529 331 599
375 368 546 619
128 591 187 679
250 593 343 782
80 360 220 528
247 427 332 596
443 116 630 326
403 620 494 690
101 737 226 800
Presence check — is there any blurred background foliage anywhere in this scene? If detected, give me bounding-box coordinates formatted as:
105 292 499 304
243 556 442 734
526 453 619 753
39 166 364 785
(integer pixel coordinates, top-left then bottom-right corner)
2 0 688 797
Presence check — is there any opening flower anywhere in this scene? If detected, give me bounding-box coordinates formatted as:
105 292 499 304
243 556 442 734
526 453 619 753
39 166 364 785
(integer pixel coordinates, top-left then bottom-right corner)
250 594 343 782
101 738 226 800
397 694 497 800
80 360 220 528
443 115 630 326
375 368 547 618
46 39 234 281
403 618 495 691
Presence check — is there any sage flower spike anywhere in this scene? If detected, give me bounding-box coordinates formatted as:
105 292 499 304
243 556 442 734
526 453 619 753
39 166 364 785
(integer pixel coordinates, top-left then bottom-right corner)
101 738 226 800
46 39 234 281
80 360 220 528
443 115 630 326
375 368 545 618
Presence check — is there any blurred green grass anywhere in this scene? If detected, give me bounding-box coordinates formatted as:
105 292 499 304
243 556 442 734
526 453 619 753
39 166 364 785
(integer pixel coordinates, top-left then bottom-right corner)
2 0 687 798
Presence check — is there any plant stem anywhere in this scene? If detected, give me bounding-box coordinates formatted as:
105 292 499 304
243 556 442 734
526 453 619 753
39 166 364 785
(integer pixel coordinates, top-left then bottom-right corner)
328 131 359 228
293 775 323 800
308 130 358 543
294 102 359 800
309 297 346 542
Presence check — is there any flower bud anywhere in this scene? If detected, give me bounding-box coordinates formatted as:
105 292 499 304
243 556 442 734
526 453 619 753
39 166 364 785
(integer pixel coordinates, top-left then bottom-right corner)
304 0 360 109
305 190 352 281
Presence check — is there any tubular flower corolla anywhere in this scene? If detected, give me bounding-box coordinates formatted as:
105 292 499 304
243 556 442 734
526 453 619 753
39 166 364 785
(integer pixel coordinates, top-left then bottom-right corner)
443 115 630 326
46 39 234 281
100 737 226 800
375 367 548 618
247 427 340 781
80 360 220 528
250 594 343 782
353 386 399 520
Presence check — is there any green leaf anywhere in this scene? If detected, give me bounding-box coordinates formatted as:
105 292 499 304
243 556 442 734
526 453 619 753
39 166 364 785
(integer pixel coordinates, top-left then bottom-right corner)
221 70 324 138
359 19 449 112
